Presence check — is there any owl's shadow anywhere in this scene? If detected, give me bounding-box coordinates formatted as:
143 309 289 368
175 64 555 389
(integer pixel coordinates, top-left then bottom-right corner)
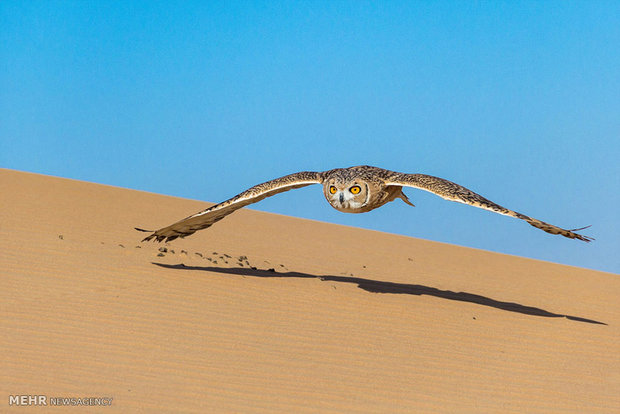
153 263 605 326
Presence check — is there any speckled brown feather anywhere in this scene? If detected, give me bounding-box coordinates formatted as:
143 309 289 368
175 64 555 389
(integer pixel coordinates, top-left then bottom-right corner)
140 171 323 242
385 172 593 242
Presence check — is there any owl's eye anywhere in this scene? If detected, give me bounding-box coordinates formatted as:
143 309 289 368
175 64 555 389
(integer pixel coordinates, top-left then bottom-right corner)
329 186 337 194
349 185 361 194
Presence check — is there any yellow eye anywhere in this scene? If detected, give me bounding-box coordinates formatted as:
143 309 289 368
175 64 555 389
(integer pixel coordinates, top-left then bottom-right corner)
350 185 361 194
329 186 337 194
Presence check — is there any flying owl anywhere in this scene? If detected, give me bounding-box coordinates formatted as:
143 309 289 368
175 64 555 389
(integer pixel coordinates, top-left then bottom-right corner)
138 165 592 243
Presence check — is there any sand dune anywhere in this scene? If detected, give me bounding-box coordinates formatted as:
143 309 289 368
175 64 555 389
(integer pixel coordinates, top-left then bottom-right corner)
1 168 618 412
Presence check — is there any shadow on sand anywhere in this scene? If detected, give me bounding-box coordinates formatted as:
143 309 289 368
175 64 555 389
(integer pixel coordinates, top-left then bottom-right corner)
154 263 606 325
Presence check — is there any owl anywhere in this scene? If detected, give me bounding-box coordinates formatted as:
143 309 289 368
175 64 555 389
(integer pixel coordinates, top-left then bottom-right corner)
138 165 592 243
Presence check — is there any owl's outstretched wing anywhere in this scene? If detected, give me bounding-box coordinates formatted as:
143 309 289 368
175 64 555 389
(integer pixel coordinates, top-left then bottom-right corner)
138 171 323 242
385 172 593 242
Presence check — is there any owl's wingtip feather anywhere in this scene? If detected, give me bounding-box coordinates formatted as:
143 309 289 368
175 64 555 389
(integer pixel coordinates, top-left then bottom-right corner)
136 227 169 242
568 225 594 242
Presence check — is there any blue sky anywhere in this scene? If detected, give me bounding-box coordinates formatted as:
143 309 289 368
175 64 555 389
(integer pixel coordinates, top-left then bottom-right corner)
1 1 619 273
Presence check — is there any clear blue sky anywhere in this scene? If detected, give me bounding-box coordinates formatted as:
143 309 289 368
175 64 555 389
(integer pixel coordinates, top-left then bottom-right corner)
1 1 619 273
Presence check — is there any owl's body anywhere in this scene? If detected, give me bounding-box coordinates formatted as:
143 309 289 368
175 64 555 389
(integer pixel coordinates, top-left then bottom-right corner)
138 165 592 243
321 166 412 213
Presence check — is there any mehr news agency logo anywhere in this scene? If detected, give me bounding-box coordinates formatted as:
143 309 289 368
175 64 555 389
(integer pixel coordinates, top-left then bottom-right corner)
9 395 113 407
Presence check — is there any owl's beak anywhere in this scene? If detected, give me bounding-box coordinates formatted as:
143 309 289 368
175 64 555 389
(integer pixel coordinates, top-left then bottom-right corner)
339 193 344 204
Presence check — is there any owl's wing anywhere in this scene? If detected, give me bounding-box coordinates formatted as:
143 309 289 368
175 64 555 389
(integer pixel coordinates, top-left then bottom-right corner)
139 171 324 242
385 172 593 242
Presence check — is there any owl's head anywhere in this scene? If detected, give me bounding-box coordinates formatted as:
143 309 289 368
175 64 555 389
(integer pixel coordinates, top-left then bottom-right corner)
323 177 370 212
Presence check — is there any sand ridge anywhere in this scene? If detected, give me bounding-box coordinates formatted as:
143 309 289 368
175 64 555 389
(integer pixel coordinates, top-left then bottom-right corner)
1 168 619 413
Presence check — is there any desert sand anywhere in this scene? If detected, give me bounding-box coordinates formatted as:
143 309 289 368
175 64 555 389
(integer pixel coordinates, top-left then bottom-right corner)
1 168 618 413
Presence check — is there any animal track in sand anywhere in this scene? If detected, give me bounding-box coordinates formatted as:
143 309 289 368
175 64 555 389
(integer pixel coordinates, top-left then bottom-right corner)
61 236 363 280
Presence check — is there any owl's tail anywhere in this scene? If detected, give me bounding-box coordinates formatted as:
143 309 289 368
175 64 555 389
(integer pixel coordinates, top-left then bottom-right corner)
397 190 415 207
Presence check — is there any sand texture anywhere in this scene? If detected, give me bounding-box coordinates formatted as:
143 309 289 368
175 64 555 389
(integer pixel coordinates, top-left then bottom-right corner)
1 168 619 413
